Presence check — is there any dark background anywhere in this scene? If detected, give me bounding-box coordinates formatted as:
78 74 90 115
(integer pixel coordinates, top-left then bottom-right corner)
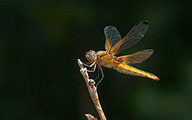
1 0 192 120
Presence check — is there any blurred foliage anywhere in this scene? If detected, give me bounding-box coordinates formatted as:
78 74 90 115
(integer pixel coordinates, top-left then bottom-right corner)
0 0 192 120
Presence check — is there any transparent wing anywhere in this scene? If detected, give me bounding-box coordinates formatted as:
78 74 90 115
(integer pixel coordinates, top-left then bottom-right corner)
114 49 154 65
109 21 149 55
104 26 121 53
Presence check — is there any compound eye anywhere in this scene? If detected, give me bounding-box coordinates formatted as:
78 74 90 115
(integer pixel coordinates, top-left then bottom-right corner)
89 51 96 60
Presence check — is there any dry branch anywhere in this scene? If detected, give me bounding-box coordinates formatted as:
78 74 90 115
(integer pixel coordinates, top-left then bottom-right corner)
77 59 107 120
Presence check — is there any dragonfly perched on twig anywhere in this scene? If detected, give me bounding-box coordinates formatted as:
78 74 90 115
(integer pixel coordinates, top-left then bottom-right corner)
83 20 159 86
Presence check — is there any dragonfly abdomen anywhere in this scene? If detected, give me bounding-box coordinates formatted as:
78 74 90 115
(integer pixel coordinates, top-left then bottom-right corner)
113 62 159 80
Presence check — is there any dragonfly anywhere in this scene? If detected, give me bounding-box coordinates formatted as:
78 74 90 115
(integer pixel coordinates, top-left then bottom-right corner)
83 20 159 86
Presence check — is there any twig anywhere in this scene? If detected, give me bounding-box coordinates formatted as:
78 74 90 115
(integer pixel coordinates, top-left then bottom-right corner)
77 59 107 120
85 114 97 120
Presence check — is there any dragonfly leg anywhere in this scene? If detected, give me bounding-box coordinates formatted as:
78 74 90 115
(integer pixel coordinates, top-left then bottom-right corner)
83 62 92 67
96 65 104 87
93 67 100 80
83 61 96 68
82 61 97 72
87 64 96 72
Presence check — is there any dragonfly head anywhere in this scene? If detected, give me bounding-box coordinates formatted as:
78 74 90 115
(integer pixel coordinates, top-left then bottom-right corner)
85 50 97 62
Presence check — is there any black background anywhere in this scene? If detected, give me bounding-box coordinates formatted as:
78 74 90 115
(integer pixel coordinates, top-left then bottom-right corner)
0 0 192 119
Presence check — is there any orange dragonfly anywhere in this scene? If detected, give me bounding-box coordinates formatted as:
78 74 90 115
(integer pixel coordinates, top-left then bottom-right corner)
83 20 159 86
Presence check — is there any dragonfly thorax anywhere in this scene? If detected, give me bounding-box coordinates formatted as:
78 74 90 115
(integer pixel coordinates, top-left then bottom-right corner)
85 50 97 62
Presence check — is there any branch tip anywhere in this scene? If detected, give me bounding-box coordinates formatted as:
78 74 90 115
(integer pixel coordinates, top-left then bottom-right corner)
77 59 84 68
85 114 97 120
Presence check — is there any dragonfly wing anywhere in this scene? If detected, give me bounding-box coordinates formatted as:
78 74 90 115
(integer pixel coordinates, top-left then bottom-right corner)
109 21 149 55
104 26 121 53
114 49 154 65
